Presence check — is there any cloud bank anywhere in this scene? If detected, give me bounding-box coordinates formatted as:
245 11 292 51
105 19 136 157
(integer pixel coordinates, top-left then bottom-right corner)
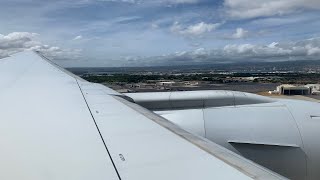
224 0 320 19
231 28 249 39
0 32 81 60
1 0 320 67
124 37 320 66
171 22 221 36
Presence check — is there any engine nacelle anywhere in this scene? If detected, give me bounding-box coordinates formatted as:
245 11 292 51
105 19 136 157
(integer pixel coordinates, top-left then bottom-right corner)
126 91 320 180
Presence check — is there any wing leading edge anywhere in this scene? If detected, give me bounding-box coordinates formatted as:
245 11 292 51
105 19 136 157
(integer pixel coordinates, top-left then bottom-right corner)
0 51 286 180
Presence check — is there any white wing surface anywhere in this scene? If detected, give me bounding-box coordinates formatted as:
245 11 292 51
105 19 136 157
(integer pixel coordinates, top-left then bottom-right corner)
0 51 286 180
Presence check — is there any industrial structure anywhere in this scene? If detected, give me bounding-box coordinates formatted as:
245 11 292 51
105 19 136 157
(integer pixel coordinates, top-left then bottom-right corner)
278 84 311 95
269 84 320 95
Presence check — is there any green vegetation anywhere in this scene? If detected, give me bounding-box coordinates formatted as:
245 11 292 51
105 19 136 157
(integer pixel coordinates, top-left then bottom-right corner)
82 72 320 84
83 74 211 83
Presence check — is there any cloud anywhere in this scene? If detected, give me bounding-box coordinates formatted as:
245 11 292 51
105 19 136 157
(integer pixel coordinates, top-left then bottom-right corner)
95 0 136 3
125 37 320 66
224 0 320 19
223 38 320 59
306 44 320 56
164 0 198 4
267 42 279 48
151 23 159 29
0 32 81 60
73 35 83 40
231 28 249 39
97 0 198 4
0 32 40 49
0 32 40 58
1 0 319 67
171 22 221 36
32 45 82 61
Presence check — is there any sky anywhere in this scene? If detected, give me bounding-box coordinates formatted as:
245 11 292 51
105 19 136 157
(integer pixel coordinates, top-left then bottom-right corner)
1 0 320 67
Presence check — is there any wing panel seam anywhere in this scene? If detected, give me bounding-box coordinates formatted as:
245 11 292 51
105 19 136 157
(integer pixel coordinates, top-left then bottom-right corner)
76 79 122 180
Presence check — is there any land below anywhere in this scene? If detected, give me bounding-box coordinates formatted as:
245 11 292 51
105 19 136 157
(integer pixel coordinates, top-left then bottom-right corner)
68 60 320 101
79 72 319 94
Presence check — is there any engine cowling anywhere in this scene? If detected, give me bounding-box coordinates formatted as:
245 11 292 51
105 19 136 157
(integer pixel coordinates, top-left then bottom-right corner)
126 90 320 180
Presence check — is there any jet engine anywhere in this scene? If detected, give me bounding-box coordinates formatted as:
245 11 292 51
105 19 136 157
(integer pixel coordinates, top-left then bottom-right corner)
125 90 320 180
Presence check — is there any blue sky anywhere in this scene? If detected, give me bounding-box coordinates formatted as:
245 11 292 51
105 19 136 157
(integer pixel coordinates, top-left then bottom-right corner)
1 0 320 67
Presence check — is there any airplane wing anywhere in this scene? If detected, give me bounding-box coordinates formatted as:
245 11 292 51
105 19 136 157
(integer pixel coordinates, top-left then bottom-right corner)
0 51 286 180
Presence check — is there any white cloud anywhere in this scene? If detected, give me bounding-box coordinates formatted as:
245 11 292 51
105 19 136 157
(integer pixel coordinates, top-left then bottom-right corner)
73 35 83 40
151 23 159 29
222 37 320 59
0 32 40 58
32 45 82 60
132 37 320 66
231 28 249 39
0 32 40 49
171 22 221 36
96 0 136 3
97 0 198 4
268 42 279 48
164 0 198 4
224 44 256 54
306 44 320 56
0 32 81 60
224 0 320 19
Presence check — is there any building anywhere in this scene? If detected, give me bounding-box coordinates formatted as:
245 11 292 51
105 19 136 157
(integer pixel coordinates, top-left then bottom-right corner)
305 84 320 91
306 84 320 95
278 84 312 95
269 84 312 95
156 81 176 87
